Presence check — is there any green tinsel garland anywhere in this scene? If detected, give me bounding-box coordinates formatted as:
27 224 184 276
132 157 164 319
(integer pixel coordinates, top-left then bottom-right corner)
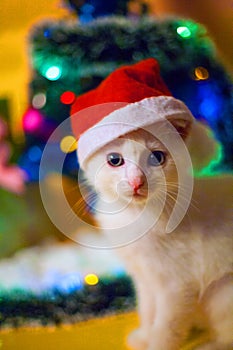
30 16 214 84
0 275 135 328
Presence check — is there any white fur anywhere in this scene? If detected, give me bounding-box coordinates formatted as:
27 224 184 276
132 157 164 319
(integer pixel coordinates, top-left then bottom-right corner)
84 120 233 350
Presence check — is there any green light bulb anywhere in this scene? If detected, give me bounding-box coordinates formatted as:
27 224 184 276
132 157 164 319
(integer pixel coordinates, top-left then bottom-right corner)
45 65 62 81
177 26 192 38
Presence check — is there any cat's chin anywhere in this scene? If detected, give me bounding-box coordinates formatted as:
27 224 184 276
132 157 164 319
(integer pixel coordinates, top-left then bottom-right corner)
124 192 148 204
133 193 147 200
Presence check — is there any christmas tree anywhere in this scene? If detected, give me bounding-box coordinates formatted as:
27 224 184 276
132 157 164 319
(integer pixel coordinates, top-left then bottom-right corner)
19 9 233 182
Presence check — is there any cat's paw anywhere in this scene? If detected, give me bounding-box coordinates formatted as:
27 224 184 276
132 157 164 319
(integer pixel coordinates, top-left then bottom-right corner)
127 328 148 350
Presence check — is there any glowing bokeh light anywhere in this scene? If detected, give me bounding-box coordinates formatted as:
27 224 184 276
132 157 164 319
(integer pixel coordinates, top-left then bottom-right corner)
28 146 43 162
45 66 62 81
84 273 99 286
194 143 223 177
22 108 43 133
56 273 83 294
194 67 209 80
60 135 77 153
177 26 192 38
199 99 216 118
197 82 222 122
32 92 47 109
60 91 76 105
43 29 51 38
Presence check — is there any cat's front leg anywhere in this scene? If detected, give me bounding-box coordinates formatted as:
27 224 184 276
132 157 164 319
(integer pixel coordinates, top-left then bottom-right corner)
127 278 155 350
148 288 197 350
196 275 233 350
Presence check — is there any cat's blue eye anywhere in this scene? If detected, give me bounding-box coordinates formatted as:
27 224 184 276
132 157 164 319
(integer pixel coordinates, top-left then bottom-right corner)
148 150 166 167
107 152 125 167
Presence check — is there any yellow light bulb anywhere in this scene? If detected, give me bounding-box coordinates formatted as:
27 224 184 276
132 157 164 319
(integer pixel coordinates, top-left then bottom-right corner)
84 274 99 286
194 67 209 80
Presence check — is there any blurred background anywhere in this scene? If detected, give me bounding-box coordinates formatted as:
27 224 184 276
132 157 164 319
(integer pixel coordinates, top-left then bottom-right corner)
0 0 232 331
1 0 232 142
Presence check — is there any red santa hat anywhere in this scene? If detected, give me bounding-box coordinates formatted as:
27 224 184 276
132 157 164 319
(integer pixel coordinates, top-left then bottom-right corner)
71 58 193 169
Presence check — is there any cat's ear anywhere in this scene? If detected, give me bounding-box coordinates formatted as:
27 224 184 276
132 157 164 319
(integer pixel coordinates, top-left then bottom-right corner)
167 115 193 140
187 121 221 172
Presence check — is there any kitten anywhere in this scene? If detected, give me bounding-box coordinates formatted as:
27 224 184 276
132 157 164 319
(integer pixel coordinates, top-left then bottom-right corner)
83 116 233 350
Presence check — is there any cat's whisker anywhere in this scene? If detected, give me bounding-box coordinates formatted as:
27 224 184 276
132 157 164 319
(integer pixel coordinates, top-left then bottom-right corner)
152 186 198 219
165 190 195 215
71 192 97 216
152 190 178 220
156 180 193 190
166 192 189 212
152 190 190 225
167 190 199 212
157 182 199 210
66 199 87 222
64 190 90 223
151 180 199 211
152 191 167 210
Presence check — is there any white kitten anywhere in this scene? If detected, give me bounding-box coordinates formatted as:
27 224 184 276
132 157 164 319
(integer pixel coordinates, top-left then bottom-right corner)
84 117 233 350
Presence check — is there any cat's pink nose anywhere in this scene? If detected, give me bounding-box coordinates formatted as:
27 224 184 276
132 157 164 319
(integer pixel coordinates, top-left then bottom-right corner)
129 178 144 193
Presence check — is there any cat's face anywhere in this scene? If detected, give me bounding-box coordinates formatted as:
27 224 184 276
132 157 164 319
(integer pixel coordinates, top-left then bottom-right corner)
85 128 178 205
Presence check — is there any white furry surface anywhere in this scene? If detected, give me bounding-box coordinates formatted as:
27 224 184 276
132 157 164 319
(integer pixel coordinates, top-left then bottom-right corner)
0 236 124 293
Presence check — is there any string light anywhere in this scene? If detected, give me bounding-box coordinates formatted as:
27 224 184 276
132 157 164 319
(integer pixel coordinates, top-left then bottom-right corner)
44 66 62 81
84 273 99 286
56 273 83 294
28 146 43 162
79 3 95 23
199 99 216 119
197 82 222 122
177 26 192 38
194 67 209 80
60 91 76 105
60 135 77 153
43 29 51 38
22 108 43 133
32 92 46 109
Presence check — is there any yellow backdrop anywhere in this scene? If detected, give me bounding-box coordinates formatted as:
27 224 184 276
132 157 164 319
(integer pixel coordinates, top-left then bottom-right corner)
0 312 210 350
